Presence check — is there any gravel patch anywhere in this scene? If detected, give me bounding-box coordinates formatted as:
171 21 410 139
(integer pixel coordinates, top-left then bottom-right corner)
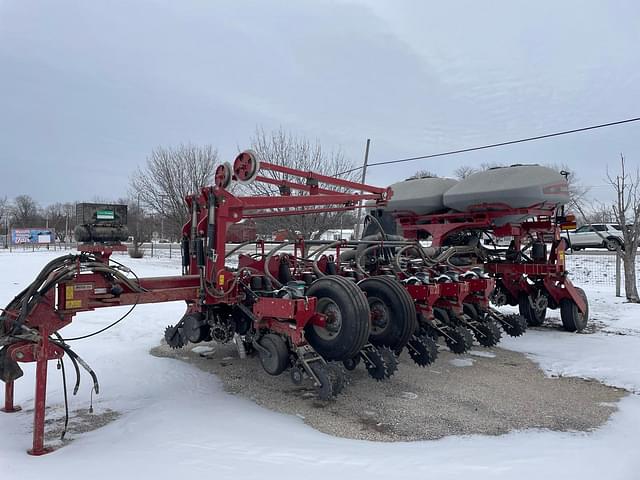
151 341 626 442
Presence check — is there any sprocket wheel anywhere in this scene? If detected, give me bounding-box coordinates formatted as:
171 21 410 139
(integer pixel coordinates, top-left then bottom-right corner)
379 346 398 379
444 325 473 354
164 325 186 349
501 314 527 337
326 363 345 396
310 363 334 400
363 347 388 381
407 334 439 367
474 320 502 347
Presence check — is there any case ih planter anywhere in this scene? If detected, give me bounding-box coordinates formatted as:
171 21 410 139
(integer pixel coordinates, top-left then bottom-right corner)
0 150 392 455
0 155 587 456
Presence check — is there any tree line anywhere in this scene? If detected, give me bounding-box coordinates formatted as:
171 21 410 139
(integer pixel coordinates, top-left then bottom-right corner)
2 128 637 302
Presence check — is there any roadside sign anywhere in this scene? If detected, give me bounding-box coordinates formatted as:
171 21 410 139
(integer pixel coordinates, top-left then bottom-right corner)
11 228 55 245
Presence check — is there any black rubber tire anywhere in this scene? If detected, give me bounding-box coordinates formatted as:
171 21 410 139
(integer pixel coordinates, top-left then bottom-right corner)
305 275 371 361
342 355 360 371
560 287 589 332
604 238 622 252
258 334 289 376
463 303 479 320
433 307 450 326
182 313 207 344
518 294 547 327
358 276 416 352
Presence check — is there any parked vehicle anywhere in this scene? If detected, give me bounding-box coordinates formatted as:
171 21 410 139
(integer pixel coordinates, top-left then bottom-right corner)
561 223 624 251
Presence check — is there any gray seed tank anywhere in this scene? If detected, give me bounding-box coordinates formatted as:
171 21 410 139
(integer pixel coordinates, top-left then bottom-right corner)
382 176 459 215
443 165 570 212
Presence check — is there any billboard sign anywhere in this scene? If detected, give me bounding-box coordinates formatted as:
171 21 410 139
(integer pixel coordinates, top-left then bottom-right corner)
11 228 55 245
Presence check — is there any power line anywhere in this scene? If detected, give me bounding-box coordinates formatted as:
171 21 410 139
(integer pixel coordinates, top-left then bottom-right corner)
338 116 640 176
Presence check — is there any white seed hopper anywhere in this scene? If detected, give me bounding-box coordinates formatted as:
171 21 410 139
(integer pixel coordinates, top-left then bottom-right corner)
383 176 459 215
443 165 569 212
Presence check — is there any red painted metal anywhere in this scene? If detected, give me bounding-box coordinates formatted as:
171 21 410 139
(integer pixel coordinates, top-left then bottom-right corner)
395 204 586 314
1 381 20 413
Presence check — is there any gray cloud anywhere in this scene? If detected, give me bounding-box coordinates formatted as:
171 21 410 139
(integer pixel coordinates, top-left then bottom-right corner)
0 0 638 205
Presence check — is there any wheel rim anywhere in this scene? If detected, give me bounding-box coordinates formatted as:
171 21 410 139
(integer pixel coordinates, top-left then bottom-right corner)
605 239 618 251
369 297 390 335
314 297 343 340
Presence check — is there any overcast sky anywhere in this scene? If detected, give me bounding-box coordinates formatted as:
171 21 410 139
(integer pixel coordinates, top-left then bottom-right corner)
1 0 638 206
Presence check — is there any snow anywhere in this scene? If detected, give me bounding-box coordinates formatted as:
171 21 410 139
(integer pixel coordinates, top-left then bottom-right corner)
1 250 640 479
449 357 474 367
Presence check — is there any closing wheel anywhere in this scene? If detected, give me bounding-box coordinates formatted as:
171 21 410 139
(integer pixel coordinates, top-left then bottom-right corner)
560 287 589 332
379 346 399 379
407 334 438 367
363 347 387 381
233 150 261 184
445 325 474 354
164 324 186 349
358 276 417 352
519 294 547 326
463 303 479 320
342 355 361 371
310 363 334 400
500 313 527 337
326 363 345 396
305 276 370 361
258 334 289 376
474 320 502 347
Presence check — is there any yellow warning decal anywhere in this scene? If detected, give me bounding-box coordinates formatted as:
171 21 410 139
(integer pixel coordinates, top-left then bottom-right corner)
218 274 225 286
559 251 565 261
66 285 74 299
66 300 83 309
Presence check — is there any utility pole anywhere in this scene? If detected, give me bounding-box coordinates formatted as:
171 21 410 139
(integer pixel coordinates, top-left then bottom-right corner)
137 194 141 242
354 138 371 240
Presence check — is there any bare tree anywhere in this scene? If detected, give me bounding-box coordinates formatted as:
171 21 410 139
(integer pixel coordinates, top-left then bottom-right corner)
0 196 8 224
242 128 358 239
12 195 41 227
408 169 439 179
542 163 588 213
453 165 479 179
0 197 9 247
606 154 640 302
43 202 75 241
451 162 504 179
130 144 218 240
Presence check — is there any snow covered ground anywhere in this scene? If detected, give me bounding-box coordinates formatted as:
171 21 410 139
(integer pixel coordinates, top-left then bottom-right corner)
1 250 640 479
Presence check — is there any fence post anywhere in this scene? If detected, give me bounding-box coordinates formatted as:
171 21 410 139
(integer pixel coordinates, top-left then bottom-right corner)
169 244 172 259
615 252 622 298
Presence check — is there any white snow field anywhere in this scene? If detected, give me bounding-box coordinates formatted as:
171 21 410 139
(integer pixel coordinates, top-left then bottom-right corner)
1 251 639 479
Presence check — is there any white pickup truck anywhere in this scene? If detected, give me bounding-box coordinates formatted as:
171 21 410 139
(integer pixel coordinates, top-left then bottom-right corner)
561 223 624 251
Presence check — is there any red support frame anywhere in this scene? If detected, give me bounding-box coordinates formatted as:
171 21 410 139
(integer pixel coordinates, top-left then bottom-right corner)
395 204 586 315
